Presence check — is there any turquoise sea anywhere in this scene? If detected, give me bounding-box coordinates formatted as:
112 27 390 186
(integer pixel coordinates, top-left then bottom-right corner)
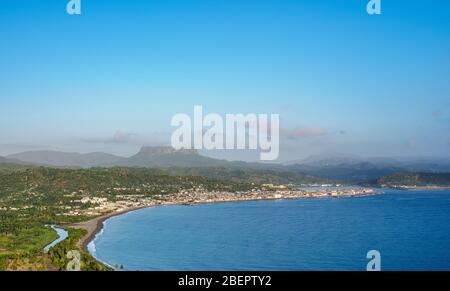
89 189 450 271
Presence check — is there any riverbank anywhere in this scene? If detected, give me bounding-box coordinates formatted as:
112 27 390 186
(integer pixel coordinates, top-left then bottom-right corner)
43 225 69 252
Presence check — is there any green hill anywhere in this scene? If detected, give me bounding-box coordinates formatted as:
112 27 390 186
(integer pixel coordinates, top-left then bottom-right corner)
378 172 450 187
162 166 328 185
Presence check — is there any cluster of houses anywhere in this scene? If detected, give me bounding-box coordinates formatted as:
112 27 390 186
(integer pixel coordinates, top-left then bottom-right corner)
57 186 378 217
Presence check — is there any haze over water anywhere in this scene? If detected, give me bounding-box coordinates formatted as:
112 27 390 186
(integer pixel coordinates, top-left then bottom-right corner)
91 190 450 271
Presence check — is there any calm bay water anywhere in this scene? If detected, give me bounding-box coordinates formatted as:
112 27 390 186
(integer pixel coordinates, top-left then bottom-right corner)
89 189 450 270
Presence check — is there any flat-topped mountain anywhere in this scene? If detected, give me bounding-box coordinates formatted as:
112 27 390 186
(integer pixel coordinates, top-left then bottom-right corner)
113 146 228 168
135 146 198 156
7 150 124 168
7 147 230 168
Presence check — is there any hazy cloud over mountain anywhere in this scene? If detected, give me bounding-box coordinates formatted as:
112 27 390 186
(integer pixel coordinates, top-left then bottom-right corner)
79 130 137 144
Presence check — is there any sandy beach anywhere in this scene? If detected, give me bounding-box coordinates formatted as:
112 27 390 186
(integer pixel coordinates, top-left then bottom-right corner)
67 205 152 252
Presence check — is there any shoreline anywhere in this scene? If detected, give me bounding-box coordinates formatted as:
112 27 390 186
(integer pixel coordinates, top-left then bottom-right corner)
67 205 152 252
67 191 380 254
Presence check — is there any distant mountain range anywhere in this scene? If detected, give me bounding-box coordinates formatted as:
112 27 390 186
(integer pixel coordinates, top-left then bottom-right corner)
4 147 274 169
3 147 450 183
111 147 228 168
0 148 325 185
284 154 450 182
6 151 123 168
0 155 27 165
377 172 450 187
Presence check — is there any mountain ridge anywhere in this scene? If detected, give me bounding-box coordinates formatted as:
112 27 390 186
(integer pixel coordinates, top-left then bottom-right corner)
5 147 450 182
7 150 124 168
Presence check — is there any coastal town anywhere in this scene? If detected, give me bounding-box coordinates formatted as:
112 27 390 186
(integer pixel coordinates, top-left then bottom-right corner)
64 185 379 255
64 186 379 218
0 166 382 270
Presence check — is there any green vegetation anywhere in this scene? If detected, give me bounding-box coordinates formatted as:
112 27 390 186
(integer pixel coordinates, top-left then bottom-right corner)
0 225 57 270
161 166 328 185
0 166 262 270
48 228 109 271
378 172 450 187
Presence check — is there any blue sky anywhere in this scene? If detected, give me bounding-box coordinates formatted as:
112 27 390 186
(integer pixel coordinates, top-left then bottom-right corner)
0 0 449 161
